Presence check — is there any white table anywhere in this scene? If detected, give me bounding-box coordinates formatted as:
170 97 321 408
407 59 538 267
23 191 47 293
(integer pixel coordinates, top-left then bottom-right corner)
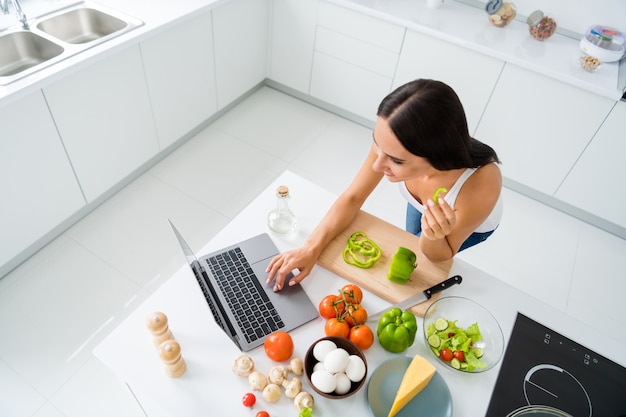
93 170 626 417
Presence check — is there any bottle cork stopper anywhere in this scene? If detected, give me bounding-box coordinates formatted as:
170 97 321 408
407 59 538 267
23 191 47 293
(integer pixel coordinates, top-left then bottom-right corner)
277 185 289 196
159 340 187 378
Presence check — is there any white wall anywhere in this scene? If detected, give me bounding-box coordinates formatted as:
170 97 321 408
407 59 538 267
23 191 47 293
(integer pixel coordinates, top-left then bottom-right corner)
462 0 626 37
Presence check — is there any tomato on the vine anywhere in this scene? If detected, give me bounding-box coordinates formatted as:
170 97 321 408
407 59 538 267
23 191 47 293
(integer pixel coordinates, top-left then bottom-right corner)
439 347 453 362
324 317 350 338
264 331 294 362
349 324 374 350
344 304 368 327
242 392 256 408
318 294 344 319
341 284 363 304
256 411 270 417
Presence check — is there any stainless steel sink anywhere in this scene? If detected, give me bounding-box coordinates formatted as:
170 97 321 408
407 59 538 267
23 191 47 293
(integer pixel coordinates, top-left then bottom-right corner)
0 2 143 86
36 7 129 44
0 30 64 76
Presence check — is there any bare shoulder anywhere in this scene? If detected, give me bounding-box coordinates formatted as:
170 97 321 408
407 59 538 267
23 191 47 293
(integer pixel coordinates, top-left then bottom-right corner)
457 163 502 211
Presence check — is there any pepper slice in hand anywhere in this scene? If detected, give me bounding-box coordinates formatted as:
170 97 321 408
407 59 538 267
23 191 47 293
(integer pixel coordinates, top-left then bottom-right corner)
342 232 382 269
376 307 418 353
387 246 417 283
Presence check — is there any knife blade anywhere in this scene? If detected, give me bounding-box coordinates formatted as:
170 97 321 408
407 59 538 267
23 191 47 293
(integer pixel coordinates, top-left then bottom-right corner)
367 275 462 322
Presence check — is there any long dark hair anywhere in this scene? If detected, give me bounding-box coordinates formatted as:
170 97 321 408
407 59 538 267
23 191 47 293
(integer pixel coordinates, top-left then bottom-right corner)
377 79 500 170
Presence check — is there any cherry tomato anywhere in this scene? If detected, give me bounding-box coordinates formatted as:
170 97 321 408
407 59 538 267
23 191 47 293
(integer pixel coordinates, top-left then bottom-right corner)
256 411 270 417
344 304 368 327
318 294 344 319
242 392 256 408
349 324 374 350
439 347 453 362
324 317 350 338
264 331 294 362
453 350 465 362
341 284 363 304
448 332 456 338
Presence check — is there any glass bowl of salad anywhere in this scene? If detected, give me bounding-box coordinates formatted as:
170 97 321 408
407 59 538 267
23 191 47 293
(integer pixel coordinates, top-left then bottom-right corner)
423 296 505 373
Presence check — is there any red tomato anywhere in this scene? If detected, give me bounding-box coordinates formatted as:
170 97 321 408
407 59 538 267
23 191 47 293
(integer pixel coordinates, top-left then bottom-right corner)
324 317 350 338
349 324 374 350
263 331 294 362
439 348 453 362
341 284 363 304
256 412 270 417
453 350 465 362
318 294 344 319
242 392 256 408
344 304 368 327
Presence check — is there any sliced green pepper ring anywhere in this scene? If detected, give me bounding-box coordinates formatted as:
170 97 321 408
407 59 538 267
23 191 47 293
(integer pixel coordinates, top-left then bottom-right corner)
342 232 382 269
433 187 448 204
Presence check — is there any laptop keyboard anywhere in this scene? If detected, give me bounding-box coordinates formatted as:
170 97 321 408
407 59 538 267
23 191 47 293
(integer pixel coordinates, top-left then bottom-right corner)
206 248 285 343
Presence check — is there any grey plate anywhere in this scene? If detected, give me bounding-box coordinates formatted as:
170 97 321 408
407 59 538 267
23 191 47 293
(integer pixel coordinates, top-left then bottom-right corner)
367 356 452 417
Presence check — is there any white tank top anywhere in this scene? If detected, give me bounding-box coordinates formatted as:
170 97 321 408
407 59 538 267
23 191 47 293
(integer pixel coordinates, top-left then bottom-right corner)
399 167 503 233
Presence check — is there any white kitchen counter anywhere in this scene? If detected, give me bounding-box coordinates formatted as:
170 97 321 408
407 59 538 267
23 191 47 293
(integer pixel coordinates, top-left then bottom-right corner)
93 170 626 417
1 0 623 102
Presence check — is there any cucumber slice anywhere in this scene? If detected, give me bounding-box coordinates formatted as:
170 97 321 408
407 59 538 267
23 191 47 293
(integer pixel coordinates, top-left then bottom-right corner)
434 318 448 331
472 348 484 358
450 358 461 369
428 334 441 348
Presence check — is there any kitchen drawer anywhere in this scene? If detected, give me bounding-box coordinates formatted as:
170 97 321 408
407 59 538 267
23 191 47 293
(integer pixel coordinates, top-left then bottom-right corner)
315 26 399 77
317 2 404 52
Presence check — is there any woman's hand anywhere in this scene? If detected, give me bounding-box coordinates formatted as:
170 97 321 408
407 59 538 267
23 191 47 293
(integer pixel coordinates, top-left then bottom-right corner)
265 246 319 292
420 197 457 241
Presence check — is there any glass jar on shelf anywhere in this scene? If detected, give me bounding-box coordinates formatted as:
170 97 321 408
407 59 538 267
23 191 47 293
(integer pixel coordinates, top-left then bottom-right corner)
486 0 516 28
527 10 557 41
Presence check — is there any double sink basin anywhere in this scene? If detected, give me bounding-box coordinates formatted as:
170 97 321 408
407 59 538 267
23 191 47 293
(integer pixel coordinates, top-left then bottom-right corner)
0 2 143 85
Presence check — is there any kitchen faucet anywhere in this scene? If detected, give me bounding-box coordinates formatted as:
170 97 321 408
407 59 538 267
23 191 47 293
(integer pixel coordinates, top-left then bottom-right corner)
0 0 29 29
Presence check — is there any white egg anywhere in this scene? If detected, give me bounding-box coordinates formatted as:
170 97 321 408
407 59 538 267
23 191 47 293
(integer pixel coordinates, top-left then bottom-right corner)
311 369 336 393
345 355 366 382
312 361 326 373
334 372 352 395
323 348 350 373
313 340 337 362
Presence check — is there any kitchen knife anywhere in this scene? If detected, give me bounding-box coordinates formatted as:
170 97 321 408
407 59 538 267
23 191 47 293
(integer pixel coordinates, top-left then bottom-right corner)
367 275 462 322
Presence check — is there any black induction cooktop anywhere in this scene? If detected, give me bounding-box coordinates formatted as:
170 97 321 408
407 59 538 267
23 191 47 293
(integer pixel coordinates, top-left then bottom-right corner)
486 313 626 417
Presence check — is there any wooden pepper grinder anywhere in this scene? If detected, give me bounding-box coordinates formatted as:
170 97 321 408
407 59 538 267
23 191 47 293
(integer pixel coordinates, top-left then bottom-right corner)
146 311 174 348
159 340 187 377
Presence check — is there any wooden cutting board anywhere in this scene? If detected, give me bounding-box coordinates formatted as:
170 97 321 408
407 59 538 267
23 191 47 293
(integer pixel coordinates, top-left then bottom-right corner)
317 210 453 317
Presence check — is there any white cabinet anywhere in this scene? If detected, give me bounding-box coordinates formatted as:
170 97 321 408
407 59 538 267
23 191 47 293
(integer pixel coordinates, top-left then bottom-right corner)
43 45 159 202
141 12 218 149
269 0 318 94
310 2 405 122
393 29 504 135
0 91 85 271
213 0 270 109
474 64 615 195
555 101 626 229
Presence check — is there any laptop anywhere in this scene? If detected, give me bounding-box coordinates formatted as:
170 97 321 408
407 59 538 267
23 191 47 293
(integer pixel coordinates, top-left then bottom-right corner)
168 220 318 352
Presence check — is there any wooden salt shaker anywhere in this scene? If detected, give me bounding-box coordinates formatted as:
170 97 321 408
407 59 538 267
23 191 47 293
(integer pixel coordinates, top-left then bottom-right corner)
159 340 187 377
146 311 174 348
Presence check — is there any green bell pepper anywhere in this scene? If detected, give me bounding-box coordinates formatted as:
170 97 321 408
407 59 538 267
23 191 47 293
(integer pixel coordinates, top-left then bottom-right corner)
342 231 382 269
387 247 417 283
376 307 418 353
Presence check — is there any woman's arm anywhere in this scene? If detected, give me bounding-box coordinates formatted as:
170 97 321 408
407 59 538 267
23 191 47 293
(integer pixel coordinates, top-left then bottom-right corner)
419 164 502 261
266 145 383 290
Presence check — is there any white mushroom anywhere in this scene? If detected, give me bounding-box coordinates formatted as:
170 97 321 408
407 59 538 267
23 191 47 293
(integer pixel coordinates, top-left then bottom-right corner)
282 377 302 398
262 383 281 403
248 371 268 391
232 354 255 377
287 357 304 376
294 391 314 411
268 365 288 385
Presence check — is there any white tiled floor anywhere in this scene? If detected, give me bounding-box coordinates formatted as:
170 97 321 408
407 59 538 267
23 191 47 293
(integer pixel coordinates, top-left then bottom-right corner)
1 86 624 416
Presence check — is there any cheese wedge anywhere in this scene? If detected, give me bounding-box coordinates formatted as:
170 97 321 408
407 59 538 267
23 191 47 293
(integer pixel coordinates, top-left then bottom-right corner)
387 355 436 417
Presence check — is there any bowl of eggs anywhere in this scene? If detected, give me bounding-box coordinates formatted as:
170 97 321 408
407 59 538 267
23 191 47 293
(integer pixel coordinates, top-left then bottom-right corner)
304 336 368 399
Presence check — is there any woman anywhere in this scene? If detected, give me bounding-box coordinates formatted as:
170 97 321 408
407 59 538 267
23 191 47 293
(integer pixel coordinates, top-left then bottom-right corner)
267 79 502 291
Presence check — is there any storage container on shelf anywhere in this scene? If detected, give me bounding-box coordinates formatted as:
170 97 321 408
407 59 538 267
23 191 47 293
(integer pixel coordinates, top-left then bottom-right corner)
527 10 557 41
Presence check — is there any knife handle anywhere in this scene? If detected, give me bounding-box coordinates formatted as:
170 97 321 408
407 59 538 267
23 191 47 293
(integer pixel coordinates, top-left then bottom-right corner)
424 275 462 299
